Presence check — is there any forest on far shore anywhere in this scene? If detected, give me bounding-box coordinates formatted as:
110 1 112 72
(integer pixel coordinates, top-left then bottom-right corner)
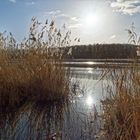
3 43 138 60
52 44 137 59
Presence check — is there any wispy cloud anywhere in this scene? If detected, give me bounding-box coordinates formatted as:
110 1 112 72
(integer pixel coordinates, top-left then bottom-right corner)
68 17 81 29
26 1 35 5
57 13 69 18
9 0 16 3
45 10 79 20
110 34 116 39
71 17 79 22
44 10 81 29
45 10 61 16
68 23 82 29
110 0 140 15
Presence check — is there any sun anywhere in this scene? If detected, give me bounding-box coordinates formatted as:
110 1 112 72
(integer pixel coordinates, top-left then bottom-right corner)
84 13 99 28
80 11 102 31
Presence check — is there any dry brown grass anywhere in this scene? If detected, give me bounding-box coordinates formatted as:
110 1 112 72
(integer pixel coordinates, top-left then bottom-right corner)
101 65 140 140
0 18 71 110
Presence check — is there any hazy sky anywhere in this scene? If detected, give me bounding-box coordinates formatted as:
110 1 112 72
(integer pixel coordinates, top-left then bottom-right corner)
1 0 140 44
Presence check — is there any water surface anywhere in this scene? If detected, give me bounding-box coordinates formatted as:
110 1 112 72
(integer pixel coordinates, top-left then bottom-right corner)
0 63 114 140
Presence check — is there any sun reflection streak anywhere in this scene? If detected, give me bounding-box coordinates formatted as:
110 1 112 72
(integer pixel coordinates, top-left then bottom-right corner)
87 68 93 74
86 95 94 107
86 61 96 65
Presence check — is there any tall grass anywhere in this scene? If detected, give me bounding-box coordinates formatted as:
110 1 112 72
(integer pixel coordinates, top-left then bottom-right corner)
0 18 72 110
99 24 140 140
0 102 69 139
101 65 140 140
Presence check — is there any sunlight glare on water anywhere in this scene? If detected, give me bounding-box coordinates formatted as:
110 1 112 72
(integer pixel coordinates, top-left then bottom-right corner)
86 95 94 107
87 68 93 74
86 61 96 65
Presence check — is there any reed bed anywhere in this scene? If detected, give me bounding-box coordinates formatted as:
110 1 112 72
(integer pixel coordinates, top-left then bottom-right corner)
101 64 140 140
0 18 72 110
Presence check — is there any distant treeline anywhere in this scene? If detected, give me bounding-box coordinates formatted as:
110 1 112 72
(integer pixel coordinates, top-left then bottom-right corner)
60 44 137 59
2 44 137 60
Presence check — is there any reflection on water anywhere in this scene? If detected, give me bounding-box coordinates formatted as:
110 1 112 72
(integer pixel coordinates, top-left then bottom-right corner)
86 95 94 107
0 67 105 140
63 60 135 67
0 101 69 140
86 62 97 65
87 68 94 74
70 67 103 80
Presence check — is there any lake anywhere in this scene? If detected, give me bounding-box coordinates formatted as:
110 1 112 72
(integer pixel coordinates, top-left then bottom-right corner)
0 60 135 140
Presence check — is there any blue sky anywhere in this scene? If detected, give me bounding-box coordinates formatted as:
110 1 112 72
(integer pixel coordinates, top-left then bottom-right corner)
1 0 140 44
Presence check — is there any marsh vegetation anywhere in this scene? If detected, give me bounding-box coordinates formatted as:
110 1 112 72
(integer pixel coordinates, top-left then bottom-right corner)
0 18 140 140
0 18 72 109
100 66 140 140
